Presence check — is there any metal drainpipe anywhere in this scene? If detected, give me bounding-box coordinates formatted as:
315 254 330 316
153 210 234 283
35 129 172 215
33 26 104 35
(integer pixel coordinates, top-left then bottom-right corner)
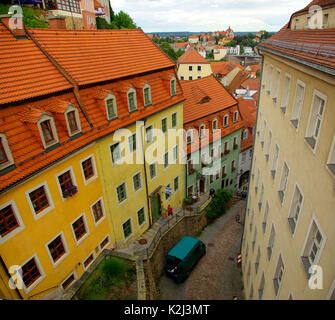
139 119 152 227
0 256 23 300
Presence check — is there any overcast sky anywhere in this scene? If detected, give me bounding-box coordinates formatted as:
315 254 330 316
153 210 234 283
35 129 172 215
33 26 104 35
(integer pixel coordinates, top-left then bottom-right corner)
110 0 310 33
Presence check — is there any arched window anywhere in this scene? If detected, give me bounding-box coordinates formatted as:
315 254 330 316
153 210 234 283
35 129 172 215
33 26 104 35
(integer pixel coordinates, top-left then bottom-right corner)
0 133 14 171
223 114 229 127
212 119 218 131
233 110 239 123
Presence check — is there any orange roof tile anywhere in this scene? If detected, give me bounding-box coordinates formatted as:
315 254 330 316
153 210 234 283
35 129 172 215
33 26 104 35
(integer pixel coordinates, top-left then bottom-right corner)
26 28 176 86
227 70 250 95
0 69 184 192
0 24 72 105
181 75 237 124
210 61 248 76
258 1 335 72
177 47 210 65
238 97 257 151
241 78 260 91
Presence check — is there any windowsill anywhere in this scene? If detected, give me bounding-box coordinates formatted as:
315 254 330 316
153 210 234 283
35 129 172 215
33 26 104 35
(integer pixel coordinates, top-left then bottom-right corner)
271 170 276 179
265 154 269 162
290 119 299 129
272 97 277 103
280 106 286 114
304 136 316 150
288 217 296 235
278 190 285 203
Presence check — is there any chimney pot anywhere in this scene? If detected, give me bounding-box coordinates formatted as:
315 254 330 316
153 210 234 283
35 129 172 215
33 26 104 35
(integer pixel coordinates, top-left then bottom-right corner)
0 13 25 38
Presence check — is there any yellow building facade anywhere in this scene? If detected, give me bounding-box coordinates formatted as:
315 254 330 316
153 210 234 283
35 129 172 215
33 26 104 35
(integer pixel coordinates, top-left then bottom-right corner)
241 3 335 300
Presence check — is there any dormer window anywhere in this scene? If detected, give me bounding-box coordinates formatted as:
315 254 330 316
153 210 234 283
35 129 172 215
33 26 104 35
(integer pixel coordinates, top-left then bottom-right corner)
170 77 176 96
0 134 14 171
233 111 238 123
223 114 229 127
41 120 54 144
38 115 59 149
105 94 118 120
127 88 137 113
65 106 81 137
143 84 151 107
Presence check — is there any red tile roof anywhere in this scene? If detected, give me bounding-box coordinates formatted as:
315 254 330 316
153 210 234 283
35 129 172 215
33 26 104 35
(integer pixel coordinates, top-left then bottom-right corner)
210 61 248 76
181 75 237 124
241 78 260 91
0 24 72 105
26 28 176 86
227 70 250 95
258 1 335 72
292 0 335 17
0 69 183 192
177 46 210 65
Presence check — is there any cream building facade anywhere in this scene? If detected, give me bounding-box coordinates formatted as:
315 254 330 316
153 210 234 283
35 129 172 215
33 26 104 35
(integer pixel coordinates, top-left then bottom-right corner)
241 0 335 300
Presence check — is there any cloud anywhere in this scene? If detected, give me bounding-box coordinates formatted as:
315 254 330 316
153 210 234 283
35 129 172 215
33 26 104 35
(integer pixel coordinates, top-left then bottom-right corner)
110 0 309 32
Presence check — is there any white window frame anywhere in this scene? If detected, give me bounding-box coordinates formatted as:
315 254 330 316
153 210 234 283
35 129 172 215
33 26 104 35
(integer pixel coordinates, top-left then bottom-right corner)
287 183 304 236
45 231 69 268
280 73 291 114
25 181 55 220
163 151 169 170
223 114 229 128
267 64 273 94
267 224 276 261
233 111 238 123
143 83 152 107
326 278 335 300
174 175 179 192
0 133 14 171
65 105 82 137
170 77 177 96
110 140 123 166
173 145 178 163
243 129 248 140
55 166 78 202
37 114 59 149
262 201 269 234
271 143 280 179
115 181 128 205
19 254 46 294
71 213 90 246
80 154 98 185
273 253 285 297
90 197 106 227
127 87 137 112
304 89 327 153
104 93 118 120
290 80 306 130
186 129 193 145
301 215 326 274
265 130 272 161
132 171 143 193
278 161 290 204
0 200 25 244
137 206 147 228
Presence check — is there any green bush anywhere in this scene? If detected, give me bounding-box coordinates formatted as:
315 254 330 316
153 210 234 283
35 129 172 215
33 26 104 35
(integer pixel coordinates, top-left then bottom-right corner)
101 256 131 281
206 189 232 222
184 197 193 205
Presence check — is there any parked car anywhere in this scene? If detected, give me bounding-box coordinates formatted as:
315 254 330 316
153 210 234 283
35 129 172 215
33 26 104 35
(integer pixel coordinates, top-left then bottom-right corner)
165 236 206 283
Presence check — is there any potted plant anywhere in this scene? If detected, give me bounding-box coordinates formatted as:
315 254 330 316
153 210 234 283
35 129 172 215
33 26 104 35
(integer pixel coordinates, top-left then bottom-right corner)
184 197 193 210
62 185 78 198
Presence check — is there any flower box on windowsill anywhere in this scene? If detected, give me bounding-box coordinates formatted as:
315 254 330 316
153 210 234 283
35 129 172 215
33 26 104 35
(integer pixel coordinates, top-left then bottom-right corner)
222 173 227 178
62 185 78 198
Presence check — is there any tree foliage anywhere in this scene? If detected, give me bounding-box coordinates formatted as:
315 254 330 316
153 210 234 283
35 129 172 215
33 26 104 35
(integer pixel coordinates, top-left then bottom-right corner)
206 189 232 222
96 9 136 30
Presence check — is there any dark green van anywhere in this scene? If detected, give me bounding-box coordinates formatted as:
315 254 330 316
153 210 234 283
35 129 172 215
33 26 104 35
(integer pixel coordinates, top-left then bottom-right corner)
165 236 206 283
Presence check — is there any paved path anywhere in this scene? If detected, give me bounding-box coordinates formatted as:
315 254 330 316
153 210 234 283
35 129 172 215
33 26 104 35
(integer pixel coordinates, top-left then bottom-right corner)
158 199 246 300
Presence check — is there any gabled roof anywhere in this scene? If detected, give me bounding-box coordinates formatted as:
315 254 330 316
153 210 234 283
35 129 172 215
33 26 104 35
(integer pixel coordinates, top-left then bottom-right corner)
258 0 335 73
26 28 175 86
210 61 248 76
178 46 210 65
0 24 72 105
181 75 237 123
246 64 261 72
227 70 250 95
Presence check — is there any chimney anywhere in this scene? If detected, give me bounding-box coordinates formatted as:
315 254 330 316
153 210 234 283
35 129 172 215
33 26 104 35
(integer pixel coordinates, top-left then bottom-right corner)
0 13 26 38
48 16 67 30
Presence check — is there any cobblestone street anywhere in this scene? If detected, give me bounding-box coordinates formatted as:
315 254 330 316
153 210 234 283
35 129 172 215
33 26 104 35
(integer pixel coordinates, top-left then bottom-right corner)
158 199 246 300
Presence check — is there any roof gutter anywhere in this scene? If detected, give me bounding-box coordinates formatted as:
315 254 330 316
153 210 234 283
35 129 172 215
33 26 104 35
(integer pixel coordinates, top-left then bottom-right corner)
26 29 93 128
258 46 335 77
